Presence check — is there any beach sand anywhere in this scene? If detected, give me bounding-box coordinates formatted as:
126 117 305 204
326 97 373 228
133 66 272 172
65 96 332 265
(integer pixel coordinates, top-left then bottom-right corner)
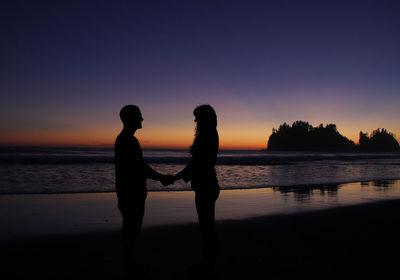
2 198 400 280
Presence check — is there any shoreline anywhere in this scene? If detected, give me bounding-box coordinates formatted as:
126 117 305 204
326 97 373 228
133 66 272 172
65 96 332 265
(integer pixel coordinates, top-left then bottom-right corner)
2 198 400 279
2 175 400 195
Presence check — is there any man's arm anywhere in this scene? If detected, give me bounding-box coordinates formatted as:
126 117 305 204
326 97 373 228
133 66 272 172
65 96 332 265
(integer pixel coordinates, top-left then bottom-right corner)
144 163 175 186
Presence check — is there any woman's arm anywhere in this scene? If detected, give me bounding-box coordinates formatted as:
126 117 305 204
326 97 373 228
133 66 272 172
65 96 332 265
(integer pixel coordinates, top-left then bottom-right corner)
175 161 192 183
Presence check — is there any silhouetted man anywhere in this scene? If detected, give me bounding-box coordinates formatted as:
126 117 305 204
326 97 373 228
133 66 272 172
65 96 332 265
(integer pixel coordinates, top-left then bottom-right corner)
115 105 174 276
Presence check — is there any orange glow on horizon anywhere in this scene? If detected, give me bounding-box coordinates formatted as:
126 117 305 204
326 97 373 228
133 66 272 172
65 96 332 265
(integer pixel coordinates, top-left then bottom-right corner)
1 124 398 150
0 139 266 150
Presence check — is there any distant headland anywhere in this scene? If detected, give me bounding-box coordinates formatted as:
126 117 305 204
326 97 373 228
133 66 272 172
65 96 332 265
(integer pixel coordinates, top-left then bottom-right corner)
267 121 400 152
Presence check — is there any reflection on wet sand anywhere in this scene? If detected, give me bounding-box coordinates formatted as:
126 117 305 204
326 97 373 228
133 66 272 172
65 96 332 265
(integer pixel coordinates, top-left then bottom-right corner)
273 184 340 202
363 179 396 191
273 180 397 203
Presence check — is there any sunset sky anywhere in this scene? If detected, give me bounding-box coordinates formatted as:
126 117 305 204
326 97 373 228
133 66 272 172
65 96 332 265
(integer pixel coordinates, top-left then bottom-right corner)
1 0 399 149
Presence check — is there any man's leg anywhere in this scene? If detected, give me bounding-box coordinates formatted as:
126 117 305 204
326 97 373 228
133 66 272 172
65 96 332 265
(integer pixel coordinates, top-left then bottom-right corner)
119 198 146 273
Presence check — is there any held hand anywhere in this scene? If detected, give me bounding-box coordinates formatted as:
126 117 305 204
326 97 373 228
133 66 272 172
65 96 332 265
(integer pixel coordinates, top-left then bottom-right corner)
161 175 176 186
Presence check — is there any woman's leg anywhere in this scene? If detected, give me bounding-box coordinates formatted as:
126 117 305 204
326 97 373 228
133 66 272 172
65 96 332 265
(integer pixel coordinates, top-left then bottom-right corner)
195 188 220 260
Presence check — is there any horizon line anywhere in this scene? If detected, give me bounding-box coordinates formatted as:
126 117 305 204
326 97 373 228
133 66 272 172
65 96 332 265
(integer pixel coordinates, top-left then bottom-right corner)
0 144 266 151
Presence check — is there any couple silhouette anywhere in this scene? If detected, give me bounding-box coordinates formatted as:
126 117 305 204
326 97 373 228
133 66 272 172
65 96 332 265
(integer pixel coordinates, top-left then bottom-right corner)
114 104 220 277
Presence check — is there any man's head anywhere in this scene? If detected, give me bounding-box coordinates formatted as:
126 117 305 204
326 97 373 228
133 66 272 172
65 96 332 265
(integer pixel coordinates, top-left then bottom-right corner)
120 105 143 129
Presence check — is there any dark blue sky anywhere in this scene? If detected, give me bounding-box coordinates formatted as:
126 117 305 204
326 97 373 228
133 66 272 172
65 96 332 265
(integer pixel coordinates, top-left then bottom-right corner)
1 0 399 148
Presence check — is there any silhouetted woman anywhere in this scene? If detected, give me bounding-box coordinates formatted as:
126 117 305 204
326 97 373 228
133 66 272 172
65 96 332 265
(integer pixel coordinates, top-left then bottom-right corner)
175 104 220 268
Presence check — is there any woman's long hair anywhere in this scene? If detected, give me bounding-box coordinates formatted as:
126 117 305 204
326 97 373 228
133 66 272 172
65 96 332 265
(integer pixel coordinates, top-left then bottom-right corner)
191 105 219 155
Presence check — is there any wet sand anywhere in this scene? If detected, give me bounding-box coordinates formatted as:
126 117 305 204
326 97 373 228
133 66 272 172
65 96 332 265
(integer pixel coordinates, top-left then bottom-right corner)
2 180 400 240
2 198 400 279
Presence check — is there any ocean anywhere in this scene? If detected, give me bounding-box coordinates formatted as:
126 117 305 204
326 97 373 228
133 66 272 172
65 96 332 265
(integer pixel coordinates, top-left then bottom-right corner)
1 147 400 195
2 146 400 238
